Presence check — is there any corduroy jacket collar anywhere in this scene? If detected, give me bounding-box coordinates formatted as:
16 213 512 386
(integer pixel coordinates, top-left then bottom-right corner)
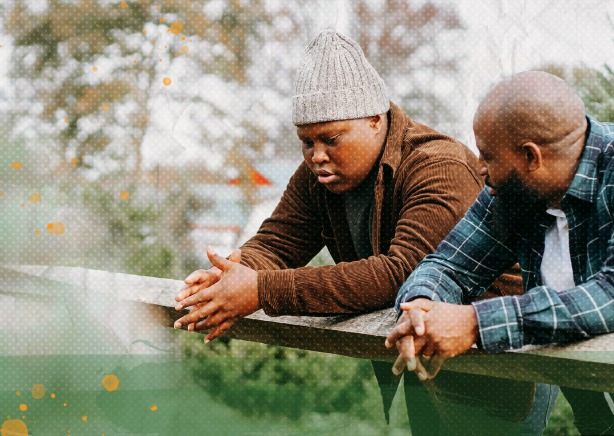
379 102 410 181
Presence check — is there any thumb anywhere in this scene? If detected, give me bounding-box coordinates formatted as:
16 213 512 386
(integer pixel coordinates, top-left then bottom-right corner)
207 246 232 272
400 298 434 312
229 248 242 264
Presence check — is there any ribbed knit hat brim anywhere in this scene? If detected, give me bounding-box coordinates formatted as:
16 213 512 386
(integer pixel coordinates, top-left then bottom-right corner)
292 29 390 126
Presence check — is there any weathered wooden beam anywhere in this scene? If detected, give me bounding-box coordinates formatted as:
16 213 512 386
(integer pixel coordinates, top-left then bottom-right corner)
3 264 614 392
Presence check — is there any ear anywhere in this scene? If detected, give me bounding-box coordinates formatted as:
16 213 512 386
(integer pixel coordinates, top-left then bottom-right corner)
369 114 385 134
521 142 543 172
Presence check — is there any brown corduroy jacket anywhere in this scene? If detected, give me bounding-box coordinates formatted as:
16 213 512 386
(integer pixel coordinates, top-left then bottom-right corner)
240 102 522 316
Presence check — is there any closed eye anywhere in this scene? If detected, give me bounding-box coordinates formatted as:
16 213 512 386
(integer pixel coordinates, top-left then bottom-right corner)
324 135 340 145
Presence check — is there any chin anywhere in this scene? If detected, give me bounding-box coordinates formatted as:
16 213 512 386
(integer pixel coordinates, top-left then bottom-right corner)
323 183 349 194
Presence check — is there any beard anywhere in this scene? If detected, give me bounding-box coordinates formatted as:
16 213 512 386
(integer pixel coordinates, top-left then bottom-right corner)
488 171 548 241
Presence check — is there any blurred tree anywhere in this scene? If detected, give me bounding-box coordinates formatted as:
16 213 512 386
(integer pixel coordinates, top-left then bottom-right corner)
355 0 464 127
543 64 614 124
183 333 382 422
3 0 291 274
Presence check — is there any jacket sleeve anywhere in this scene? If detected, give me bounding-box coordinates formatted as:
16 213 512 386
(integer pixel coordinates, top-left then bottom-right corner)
256 157 489 316
238 162 325 311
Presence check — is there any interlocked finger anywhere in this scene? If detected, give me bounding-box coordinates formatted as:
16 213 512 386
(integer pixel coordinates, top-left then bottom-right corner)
427 356 446 379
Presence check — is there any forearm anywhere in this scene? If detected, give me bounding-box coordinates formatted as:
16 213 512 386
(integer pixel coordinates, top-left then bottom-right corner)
471 274 614 353
258 255 410 316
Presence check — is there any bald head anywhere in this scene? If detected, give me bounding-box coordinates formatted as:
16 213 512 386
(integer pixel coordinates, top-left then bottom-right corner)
474 71 586 153
474 71 590 211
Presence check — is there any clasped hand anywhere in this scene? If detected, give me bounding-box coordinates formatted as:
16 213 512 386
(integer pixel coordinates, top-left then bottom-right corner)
385 299 479 380
173 246 260 343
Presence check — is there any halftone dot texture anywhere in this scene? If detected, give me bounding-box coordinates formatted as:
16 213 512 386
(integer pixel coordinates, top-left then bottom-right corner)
0 1 612 435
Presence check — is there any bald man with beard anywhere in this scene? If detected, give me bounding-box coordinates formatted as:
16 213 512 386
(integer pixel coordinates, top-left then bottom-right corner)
388 71 614 435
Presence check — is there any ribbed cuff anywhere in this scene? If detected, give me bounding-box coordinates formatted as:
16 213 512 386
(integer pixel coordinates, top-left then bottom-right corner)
292 82 389 126
257 269 299 316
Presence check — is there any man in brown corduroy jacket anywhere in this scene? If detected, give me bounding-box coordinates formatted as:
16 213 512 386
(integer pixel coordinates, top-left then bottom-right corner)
173 30 549 435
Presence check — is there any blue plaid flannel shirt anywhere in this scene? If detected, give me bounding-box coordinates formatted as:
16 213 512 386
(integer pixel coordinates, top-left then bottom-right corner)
395 116 614 353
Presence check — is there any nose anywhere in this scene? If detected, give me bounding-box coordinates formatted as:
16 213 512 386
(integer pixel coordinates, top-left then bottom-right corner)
478 155 488 176
312 143 329 165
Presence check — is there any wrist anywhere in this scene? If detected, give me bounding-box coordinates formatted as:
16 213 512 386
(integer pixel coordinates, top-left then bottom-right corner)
463 304 479 343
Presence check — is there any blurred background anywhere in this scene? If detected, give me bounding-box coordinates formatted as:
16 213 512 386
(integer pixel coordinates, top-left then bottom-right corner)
1 0 613 434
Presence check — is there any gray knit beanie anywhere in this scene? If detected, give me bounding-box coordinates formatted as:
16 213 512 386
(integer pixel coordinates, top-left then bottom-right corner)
292 29 390 126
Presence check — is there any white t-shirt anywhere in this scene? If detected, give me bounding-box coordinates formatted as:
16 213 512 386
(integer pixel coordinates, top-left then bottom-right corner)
540 208 575 292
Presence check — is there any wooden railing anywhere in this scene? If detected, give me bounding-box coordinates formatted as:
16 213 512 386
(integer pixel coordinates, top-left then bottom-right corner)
3 264 614 392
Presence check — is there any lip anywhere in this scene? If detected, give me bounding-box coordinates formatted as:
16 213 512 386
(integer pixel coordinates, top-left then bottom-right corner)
316 169 337 184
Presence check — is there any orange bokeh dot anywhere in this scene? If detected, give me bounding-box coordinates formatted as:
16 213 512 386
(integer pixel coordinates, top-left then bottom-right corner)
19 405 26 411
120 191 130 200
20 204 24 207
133 60 137 63
29 193 41 204
102 103 111 112
34 230 39 235
102 374 119 391
63 403 66 406
170 21 183 34
182 46 189 54
64 118 69 123
11 162 21 170
150 404 157 411
71 158 78 164
15 391 21 396
143 30 146 34
182 37 185 41
152 39 156 43
47 222 65 235
160 17 165 22
0 419 28 436
93 67 98 72
121 1 127 7
82 416 87 421
32 384 45 399
163 78 171 86
51 394 55 398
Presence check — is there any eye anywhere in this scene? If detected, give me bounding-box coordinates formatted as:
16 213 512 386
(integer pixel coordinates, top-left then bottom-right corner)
301 139 314 147
324 135 339 145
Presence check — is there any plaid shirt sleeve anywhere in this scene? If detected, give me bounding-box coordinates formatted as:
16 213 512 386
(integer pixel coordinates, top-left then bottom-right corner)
397 187 614 353
474 176 614 352
468 175 614 352
472 244 614 352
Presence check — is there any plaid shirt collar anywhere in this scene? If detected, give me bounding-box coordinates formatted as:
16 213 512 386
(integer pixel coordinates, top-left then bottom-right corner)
565 115 608 204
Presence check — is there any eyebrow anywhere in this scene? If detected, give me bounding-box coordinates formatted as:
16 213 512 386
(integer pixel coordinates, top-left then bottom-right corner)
298 130 342 142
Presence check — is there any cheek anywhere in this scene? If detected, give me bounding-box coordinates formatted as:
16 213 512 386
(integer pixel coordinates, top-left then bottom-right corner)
302 147 313 162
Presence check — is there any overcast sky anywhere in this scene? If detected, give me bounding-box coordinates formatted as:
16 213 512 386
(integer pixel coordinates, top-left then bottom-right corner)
454 0 614 150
